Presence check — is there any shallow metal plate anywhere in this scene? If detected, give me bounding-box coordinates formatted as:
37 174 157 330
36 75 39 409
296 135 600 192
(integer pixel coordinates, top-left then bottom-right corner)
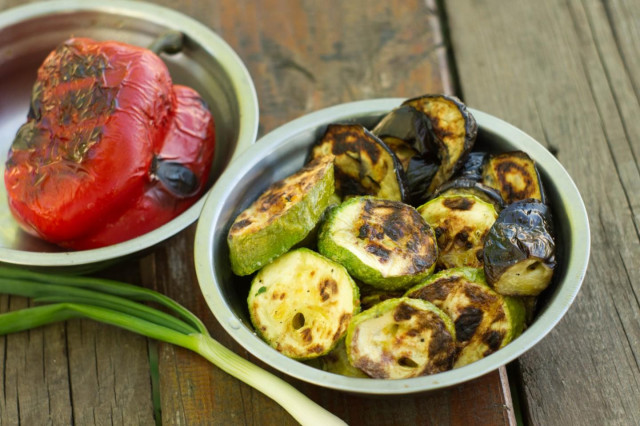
0 1 258 270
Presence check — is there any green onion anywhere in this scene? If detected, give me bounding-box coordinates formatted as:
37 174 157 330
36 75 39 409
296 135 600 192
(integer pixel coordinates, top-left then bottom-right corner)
0 268 346 425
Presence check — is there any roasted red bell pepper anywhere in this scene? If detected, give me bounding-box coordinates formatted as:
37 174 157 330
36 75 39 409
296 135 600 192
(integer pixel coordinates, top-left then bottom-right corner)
4 37 215 249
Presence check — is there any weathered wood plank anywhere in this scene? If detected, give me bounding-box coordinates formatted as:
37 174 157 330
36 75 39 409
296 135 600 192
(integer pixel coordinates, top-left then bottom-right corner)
446 0 640 424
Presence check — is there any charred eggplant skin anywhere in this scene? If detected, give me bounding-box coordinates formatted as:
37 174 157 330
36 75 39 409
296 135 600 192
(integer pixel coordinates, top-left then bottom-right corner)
483 199 556 296
309 123 408 202
430 177 505 212
402 94 478 194
457 151 488 182
372 106 440 205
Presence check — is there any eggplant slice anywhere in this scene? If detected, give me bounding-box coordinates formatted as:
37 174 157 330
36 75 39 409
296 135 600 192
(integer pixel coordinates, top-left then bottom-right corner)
318 196 438 290
483 199 556 296
227 156 335 276
309 123 407 201
372 106 440 205
345 297 457 379
418 193 498 269
248 248 360 360
402 94 478 195
405 267 525 368
431 177 505 212
482 151 546 204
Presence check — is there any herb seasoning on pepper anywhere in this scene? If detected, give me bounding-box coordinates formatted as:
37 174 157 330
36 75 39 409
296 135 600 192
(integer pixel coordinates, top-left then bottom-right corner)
4 36 215 249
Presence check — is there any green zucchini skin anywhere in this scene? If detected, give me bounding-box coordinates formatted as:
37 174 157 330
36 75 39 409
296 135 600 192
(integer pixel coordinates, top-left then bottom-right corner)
345 297 457 379
418 193 498 269
227 156 335 276
318 196 438 291
248 248 360 360
402 94 478 195
405 267 525 368
483 199 556 296
308 123 408 202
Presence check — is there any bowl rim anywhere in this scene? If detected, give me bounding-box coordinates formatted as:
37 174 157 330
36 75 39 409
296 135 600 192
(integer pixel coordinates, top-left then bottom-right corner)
0 0 259 267
194 98 590 394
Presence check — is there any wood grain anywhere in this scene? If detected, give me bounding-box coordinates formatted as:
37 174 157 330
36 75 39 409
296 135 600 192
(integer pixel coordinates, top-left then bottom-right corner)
446 0 640 424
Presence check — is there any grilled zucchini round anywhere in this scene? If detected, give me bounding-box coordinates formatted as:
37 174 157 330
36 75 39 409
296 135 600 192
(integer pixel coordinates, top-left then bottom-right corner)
248 248 360 360
318 196 438 290
405 267 525 368
345 297 457 379
418 193 498 269
227 156 335 276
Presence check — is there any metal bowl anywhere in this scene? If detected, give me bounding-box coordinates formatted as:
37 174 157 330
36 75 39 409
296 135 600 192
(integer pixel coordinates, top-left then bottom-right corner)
0 0 258 271
194 98 590 394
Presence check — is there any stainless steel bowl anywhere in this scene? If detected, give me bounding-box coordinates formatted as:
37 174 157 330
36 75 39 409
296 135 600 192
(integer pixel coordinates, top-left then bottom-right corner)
194 98 590 394
0 0 258 270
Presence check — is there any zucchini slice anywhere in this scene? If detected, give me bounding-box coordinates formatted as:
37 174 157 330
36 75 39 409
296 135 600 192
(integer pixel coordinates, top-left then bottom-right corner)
372 106 439 205
309 123 407 201
483 199 556 296
310 340 369 378
403 94 478 194
405 267 525 368
318 196 438 290
227 156 335 276
345 297 456 379
482 151 545 204
248 248 360 360
418 193 498 269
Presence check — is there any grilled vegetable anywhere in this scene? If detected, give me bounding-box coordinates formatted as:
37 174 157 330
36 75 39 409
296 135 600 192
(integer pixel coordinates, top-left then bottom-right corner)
248 248 360 360
308 124 407 201
359 283 404 311
68 85 215 249
431 178 505 212
482 151 545 204
228 156 335 276
483 199 556 296
4 37 215 249
457 151 488 182
418 193 498 269
310 340 369 378
318 196 438 290
345 297 456 379
402 94 478 194
372 105 439 205
405 267 525 367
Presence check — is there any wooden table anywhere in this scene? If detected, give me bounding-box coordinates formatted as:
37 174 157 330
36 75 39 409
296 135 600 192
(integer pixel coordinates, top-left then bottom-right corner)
1 0 639 424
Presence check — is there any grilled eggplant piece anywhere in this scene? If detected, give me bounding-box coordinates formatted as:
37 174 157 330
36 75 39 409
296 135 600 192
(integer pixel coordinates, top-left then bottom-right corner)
457 151 488 182
403 94 478 194
318 196 438 290
228 156 335 276
405 267 525 368
482 151 545 204
309 124 407 201
431 178 505 212
248 248 360 360
483 199 556 296
345 297 456 379
418 193 498 269
372 106 439 205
